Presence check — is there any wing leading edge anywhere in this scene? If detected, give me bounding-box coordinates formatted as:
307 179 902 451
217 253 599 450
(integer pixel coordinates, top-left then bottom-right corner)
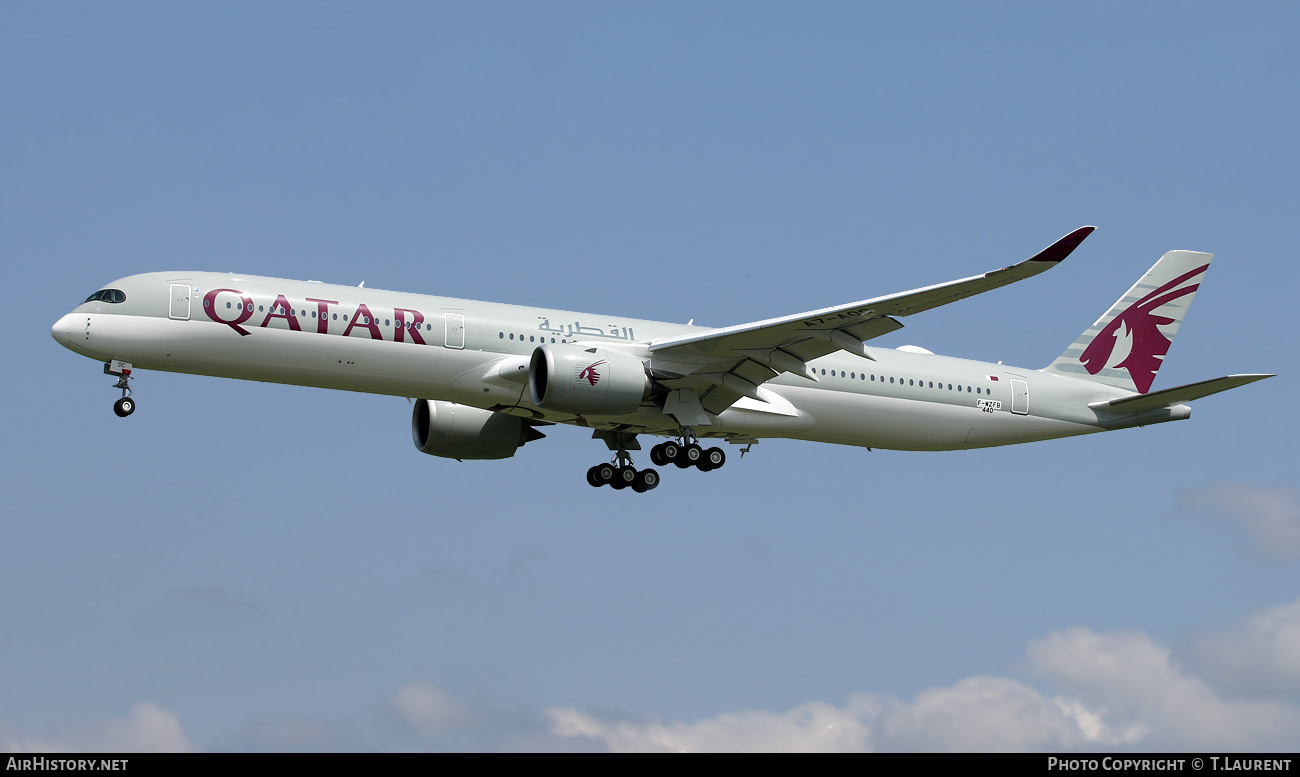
648 227 1096 418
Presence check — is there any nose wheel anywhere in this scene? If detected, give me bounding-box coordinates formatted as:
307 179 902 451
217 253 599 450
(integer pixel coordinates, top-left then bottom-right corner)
105 360 136 417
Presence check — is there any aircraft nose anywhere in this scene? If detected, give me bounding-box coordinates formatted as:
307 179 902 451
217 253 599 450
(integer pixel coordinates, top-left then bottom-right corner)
51 314 77 347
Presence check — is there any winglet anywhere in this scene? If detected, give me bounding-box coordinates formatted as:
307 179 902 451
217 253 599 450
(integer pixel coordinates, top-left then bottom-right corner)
1030 226 1096 263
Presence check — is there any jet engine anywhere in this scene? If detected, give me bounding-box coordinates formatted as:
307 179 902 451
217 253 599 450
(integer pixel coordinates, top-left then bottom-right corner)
528 344 650 416
411 400 544 460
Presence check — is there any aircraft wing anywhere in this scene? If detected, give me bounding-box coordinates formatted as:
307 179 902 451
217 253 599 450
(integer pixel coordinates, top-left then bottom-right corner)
647 227 1096 417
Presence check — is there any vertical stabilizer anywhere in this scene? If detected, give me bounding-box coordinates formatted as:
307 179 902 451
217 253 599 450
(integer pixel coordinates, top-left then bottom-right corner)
1044 250 1212 394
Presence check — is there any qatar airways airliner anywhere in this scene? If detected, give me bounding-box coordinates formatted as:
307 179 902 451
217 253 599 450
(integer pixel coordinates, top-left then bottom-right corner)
51 227 1271 492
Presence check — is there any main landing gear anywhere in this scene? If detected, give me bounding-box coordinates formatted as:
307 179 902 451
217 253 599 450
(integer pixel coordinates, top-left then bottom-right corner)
586 430 660 493
105 361 135 417
586 451 661 493
648 430 726 473
585 429 728 492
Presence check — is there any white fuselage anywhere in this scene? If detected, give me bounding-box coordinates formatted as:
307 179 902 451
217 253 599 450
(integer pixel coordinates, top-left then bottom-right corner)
52 271 1182 453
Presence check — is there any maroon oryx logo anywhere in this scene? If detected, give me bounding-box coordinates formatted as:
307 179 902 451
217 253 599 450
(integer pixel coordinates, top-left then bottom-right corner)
577 360 607 386
1079 264 1208 394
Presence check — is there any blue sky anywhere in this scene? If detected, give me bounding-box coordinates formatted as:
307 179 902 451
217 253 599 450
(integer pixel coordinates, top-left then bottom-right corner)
3 2 1298 751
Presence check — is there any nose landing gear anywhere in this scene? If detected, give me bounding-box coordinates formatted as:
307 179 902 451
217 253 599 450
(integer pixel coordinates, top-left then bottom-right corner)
105 360 135 417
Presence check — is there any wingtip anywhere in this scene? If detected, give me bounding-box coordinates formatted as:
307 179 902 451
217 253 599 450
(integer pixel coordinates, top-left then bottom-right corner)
1030 226 1097 263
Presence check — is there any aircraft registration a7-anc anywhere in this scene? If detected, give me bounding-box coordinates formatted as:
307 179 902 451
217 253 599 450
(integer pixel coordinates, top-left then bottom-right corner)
52 227 1272 492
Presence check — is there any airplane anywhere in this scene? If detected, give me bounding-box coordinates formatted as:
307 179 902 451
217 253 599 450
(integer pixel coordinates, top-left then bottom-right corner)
51 227 1272 492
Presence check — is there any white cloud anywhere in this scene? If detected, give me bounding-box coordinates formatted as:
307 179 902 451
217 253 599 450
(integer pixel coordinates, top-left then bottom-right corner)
2 703 193 753
1187 597 1300 695
876 676 1141 751
386 682 475 737
547 699 875 753
1028 627 1300 749
547 618 1300 752
546 677 1134 753
1181 482 1300 558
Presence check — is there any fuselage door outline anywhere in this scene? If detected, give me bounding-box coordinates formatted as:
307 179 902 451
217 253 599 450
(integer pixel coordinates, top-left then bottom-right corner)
445 312 465 350
168 284 191 321
1010 379 1029 415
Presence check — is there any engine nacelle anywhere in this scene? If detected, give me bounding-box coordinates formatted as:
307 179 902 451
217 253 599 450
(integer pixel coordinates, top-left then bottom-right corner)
528 344 650 416
411 400 541 460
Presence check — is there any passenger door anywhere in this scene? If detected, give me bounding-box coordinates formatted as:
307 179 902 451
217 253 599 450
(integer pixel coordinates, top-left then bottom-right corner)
444 313 465 349
168 284 191 320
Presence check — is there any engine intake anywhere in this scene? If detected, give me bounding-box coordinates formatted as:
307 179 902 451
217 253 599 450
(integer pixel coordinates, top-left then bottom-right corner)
529 345 649 416
411 400 543 460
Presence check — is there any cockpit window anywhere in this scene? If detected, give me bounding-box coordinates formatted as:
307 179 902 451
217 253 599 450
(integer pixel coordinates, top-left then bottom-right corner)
84 289 126 304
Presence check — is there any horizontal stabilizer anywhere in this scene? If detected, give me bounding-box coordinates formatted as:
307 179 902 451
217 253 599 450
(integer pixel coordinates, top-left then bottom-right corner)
1089 374 1274 415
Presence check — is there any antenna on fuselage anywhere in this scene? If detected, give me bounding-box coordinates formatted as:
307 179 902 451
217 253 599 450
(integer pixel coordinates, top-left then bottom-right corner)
358 281 365 288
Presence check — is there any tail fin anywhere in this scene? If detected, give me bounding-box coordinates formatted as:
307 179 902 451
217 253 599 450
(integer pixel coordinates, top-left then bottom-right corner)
1044 250 1213 394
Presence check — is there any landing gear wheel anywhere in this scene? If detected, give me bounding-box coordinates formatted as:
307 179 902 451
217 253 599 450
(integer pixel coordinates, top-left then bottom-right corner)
699 447 725 471
650 443 668 467
670 444 702 467
611 466 637 490
661 441 681 464
632 468 660 493
594 463 616 486
587 466 603 487
676 443 702 469
113 397 135 417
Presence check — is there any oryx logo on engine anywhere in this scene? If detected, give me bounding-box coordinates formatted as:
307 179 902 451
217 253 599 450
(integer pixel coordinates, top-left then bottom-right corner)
576 360 606 386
